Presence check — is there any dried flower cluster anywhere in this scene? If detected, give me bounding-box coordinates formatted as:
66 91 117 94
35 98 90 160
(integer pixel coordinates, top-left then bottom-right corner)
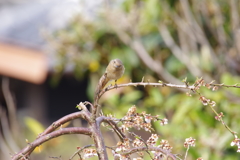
112 150 130 160
193 78 205 91
83 148 97 159
193 78 218 92
145 139 173 160
120 106 168 132
190 78 240 153
184 137 196 148
215 112 224 121
132 138 144 147
104 106 174 159
147 134 159 146
159 139 172 151
116 139 130 152
231 136 240 153
199 96 216 106
160 118 168 126
111 134 174 160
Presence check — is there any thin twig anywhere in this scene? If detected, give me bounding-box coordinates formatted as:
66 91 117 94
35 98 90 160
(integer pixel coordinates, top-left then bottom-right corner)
209 83 240 88
128 132 153 159
69 144 94 160
184 146 189 160
209 105 237 136
97 116 126 142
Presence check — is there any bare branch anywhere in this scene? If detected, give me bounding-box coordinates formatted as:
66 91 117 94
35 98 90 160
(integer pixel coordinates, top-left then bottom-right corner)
90 122 109 160
209 83 240 89
92 95 100 122
38 109 91 138
99 81 193 98
12 127 92 160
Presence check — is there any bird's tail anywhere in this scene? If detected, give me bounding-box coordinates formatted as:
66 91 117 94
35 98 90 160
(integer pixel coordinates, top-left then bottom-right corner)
95 73 109 98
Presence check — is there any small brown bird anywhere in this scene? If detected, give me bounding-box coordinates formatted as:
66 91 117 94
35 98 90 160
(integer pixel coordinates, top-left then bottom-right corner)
95 59 125 97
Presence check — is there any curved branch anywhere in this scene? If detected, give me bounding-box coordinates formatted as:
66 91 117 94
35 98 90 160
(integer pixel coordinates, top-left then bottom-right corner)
97 116 126 142
38 109 91 137
12 127 92 160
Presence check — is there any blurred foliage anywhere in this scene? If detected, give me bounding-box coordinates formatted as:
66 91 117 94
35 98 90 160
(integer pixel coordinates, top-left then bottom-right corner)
47 0 240 159
24 117 45 138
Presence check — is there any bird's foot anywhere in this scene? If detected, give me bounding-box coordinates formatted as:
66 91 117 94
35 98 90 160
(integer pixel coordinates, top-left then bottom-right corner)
114 83 118 89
